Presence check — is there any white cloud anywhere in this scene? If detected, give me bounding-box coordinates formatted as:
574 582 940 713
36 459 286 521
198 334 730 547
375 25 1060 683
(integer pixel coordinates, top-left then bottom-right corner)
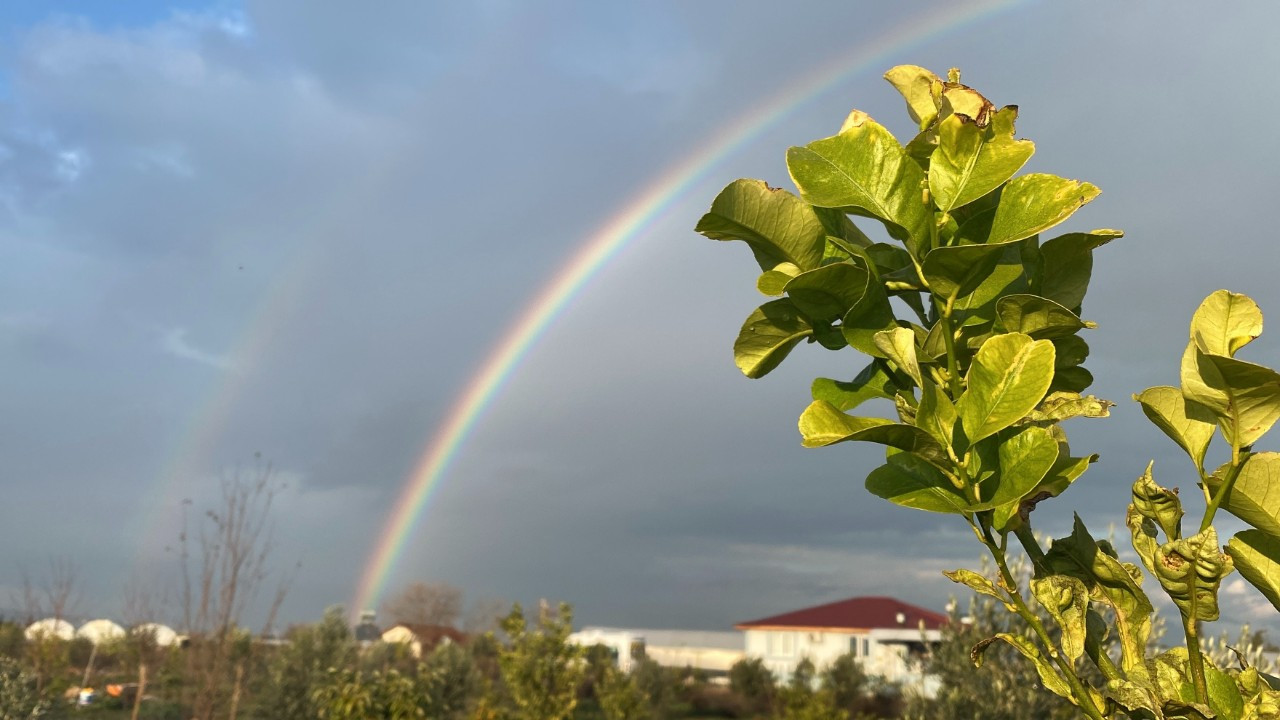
161 327 234 370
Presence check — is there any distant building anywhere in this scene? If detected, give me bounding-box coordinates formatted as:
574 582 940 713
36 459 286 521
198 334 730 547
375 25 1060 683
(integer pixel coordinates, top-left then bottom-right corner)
379 623 466 658
571 627 744 677
736 596 945 689
568 628 646 673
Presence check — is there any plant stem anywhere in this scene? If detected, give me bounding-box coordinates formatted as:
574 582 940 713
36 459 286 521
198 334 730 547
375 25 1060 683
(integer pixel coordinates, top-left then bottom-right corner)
1183 614 1208 705
980 528 1105 720
1200 448 1246 534
1013 524 1047 573
934 294 963 398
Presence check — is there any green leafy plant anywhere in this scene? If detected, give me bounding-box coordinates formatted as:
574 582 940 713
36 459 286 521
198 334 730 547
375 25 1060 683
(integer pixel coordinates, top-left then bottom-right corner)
696 64 1280 719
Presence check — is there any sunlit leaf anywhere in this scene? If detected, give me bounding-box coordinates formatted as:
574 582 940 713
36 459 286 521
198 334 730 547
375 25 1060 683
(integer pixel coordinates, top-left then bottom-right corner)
1204 452 1280 538
1030 575 1089 662
1182 343 1280 448
873 327 923 387
787 115 932 253
988 173 1100 246
916 380 958 449
756 262 800 296
1227 530 1280 614
929 106 1034 214
971 633 1073 702
797 400 949 468
1134 386 1215 471
944 568 1003 600
956 333 1056 443
1191 289 1263 358
1045 517 1153 676
812 362 898 412
883 65 941 127
696 178 827 272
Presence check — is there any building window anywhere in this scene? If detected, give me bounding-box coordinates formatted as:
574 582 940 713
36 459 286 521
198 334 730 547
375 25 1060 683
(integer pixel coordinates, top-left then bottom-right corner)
862 638 870 658
768 632 795 657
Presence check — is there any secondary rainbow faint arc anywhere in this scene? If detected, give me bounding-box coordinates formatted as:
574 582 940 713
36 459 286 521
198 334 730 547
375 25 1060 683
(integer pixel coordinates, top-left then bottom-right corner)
351 0 1026 615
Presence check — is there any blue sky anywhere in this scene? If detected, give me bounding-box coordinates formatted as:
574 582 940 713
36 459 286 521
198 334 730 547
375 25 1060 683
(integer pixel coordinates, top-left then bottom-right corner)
2 1 1280 638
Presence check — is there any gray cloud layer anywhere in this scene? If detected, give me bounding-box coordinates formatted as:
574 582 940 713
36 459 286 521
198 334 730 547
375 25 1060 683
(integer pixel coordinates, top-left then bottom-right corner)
2 2 1280 636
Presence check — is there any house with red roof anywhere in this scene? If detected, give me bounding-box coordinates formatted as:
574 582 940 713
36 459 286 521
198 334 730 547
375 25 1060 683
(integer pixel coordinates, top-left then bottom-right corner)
735 596 945 686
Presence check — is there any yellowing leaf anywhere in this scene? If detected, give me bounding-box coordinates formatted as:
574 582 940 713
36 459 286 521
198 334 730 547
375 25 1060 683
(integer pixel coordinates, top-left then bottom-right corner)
988 174 1101 246
1191 289 1263 358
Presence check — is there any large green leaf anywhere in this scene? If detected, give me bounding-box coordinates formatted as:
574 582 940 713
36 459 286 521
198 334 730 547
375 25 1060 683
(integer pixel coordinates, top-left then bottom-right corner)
734 299 812 379
1037 230 1121 311
1204 452 1280 537
812 362 897 412
1053 335 1090 369
783 262 871 325
1191 289 1263 358
1182 344 1280 448
797 400 949 468
696 179 827 272
956 333 1056 443
997 452 1097 530
1045 517 1153 676
996 294 1094 339
786 115 931 253
987 173 1101 246
883 65 941 127
865 452 970 514
929 106 1034 214
921 240 1020 300
1134 386 1215 471
1227 530 1280 613
873 327 923 387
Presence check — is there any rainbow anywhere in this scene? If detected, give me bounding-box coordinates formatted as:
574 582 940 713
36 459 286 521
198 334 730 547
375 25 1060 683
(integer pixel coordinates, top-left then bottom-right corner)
350 0 1026 616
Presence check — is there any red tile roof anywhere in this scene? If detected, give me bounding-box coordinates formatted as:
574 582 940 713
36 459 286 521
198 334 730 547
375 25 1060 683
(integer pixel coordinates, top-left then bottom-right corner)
736 596 947 632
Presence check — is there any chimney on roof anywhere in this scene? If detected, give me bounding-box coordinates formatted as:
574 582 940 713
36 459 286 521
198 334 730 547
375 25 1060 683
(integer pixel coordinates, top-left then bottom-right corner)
895 612 906 625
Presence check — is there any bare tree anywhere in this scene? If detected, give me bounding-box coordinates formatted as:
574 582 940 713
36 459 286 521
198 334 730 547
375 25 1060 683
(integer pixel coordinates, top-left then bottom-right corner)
463 596 510 635
14 557 79 693
179 458 293 720
121 574 163 720
381 581 463 628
